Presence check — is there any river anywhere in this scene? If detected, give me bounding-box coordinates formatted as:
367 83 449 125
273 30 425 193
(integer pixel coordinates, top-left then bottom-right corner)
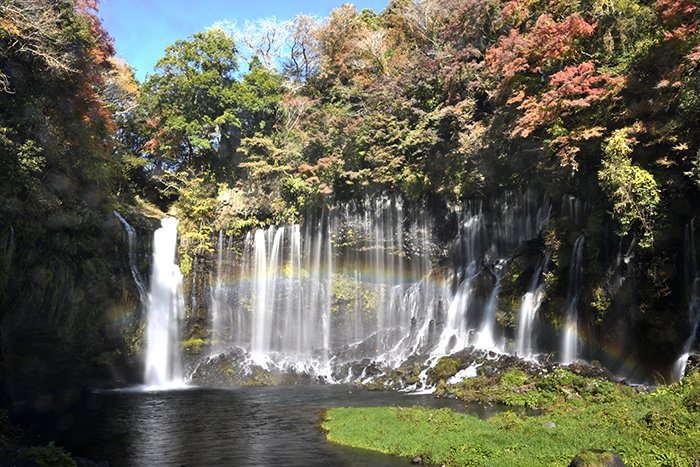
36 384 491 466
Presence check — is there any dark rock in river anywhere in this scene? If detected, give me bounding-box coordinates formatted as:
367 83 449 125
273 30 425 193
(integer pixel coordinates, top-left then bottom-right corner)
187 346 318 387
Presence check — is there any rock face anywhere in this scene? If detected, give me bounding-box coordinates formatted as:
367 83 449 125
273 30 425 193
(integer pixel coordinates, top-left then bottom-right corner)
685 354 700 377
569 449 626 467
0 213 153 409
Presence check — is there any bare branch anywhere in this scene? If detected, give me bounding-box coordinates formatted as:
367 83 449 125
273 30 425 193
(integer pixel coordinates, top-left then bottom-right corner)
1 0 78 76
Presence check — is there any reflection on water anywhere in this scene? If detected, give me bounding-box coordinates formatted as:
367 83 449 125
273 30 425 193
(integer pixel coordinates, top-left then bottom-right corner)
47 385 491 466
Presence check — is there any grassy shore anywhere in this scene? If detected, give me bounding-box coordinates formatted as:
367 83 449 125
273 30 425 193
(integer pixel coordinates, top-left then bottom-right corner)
322 372 700 466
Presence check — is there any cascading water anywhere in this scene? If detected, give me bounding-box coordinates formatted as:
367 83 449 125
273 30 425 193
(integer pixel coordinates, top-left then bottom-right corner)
673 220 700 380
475 261 506 351
208 195 428 373
205 192 552 379
433 205 484 356
113 211 147 305
515 255 549 359
435 192 551 356
561 194 586 225
562 234 586 364
144 217 184 387
210 231 226 352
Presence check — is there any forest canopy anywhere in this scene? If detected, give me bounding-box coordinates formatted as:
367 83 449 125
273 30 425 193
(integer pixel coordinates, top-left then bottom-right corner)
3 0 698 237
112 0 700 257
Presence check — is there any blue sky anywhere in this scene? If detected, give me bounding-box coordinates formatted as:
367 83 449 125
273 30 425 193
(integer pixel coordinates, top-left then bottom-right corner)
100 0 389 81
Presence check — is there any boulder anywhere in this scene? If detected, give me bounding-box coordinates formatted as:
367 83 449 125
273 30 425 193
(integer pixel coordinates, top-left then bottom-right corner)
684 354 700 377
569 449 626 467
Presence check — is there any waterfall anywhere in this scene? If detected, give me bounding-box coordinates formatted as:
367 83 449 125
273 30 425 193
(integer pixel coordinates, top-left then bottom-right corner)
475 261 506 350
434 274 475 356
251 228 270 354
562 234 586 364
434 192 550 356
144 217 184 387
561 194 585 225
515 255 548 359
433 204 484 356
113 211 147 305
673 220 700 380
211 230 226 351
232 218 335 368
206 192 551 375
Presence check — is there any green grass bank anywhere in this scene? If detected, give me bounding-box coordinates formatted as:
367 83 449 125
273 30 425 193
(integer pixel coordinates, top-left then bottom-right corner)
322 372 700 466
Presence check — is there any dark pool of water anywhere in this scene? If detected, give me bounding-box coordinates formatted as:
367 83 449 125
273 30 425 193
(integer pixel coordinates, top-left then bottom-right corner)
31 384 495 467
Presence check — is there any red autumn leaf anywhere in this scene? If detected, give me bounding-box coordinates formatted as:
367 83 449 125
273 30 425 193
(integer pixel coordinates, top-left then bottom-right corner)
513 62 622 138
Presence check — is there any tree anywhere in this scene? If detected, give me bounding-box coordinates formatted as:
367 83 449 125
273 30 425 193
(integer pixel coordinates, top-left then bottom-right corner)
598 127 661 249
316 4 364 84
212 18 291 71
103 57 154 196
284 14 321 82
236 57 284 140
141 29 240 173
0 0 138 402
485 13 598 92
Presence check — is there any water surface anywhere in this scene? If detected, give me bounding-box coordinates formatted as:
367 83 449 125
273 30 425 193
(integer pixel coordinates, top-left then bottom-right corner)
47 384 488 466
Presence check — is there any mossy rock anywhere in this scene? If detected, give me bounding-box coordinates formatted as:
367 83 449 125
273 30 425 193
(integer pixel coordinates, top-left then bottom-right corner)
569 449 626 467
426 357 461 385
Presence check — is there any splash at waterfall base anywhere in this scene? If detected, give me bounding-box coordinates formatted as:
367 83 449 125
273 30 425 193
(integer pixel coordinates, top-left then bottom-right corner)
172 193 700 387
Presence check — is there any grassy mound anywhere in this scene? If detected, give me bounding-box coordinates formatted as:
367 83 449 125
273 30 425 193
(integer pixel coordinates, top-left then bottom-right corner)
323 372 700 466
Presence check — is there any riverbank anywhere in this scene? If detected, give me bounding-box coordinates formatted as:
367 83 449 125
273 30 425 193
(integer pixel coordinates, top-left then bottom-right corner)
323 370 700 466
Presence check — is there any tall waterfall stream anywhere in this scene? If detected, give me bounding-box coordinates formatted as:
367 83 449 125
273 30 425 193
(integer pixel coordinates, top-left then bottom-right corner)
144 217 185 388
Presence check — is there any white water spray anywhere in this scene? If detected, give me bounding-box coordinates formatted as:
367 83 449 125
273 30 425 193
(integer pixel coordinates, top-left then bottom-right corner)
144 217 184 387
515 255 548 359
113 211 147 305
562 234 586 364
673 220 700 380
207 192 550 377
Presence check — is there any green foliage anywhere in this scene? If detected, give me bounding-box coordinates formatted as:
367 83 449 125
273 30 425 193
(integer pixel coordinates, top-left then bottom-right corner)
324 373 700 466
500 368 528 386
181 337 206 353
588 0 657 73
590 285 611 323
141 29 240 171
598 128 661 249
139 28 285 183
0 0 146 403
280 176 322 218
166 171 217 262
20 442 76 467
126 0 699 259
331 273 374 312
685 150 700 190
496 248 543 329
436 367 630 410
